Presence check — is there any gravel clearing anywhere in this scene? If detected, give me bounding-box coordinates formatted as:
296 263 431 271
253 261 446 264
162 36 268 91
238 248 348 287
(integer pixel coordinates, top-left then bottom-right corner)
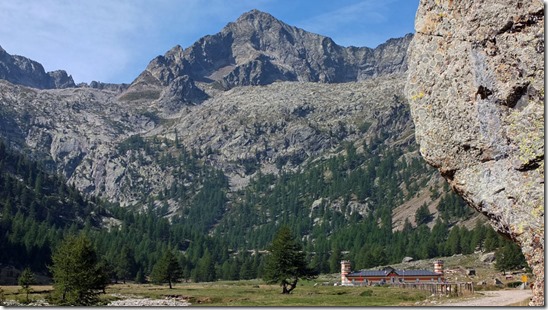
107 297 191 306
2 299 51 306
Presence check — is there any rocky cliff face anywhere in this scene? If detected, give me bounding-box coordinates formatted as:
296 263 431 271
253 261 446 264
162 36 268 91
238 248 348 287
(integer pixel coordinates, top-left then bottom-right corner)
405 0 544 305
0 72 417 204
126 9 412 104
0 80 156 183
0 46 75 89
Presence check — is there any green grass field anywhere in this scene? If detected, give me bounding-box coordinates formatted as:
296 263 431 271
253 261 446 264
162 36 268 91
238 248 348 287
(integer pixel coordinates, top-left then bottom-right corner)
1 252 528 306
1 280 438 306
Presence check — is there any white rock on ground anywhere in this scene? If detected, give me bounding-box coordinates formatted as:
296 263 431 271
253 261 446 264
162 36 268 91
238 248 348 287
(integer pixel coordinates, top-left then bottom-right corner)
107 297 191 306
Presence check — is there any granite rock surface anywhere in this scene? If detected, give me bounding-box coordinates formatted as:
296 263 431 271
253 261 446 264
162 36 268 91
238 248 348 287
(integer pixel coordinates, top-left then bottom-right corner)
405 0 544 305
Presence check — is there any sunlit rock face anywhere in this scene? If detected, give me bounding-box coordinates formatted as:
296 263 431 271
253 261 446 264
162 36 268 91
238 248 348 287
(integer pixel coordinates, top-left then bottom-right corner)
405 0 544 305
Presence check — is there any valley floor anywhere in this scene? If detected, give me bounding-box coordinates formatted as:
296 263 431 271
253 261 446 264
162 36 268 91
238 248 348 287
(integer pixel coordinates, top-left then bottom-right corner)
1 283 532 307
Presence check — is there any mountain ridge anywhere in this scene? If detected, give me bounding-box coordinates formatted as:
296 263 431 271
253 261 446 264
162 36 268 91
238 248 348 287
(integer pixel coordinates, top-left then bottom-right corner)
0 10 412 93
0 45 75 89
124 9 412 107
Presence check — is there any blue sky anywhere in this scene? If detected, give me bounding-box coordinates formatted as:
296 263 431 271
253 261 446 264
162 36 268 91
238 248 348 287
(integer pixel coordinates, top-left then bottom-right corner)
0 0 419 84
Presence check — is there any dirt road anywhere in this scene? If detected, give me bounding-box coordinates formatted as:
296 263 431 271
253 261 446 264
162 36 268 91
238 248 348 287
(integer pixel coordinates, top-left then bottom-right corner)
436 289 532 306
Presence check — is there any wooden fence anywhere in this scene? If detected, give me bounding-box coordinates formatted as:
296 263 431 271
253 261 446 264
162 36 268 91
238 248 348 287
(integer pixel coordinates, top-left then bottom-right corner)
392 282 474 297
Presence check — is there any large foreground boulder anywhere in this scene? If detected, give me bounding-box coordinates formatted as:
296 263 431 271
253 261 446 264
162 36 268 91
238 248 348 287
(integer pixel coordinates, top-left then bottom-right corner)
405 0 544 305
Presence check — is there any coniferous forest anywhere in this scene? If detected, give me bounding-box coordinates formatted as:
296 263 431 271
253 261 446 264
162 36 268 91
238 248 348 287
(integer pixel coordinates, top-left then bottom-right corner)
0 134 525 285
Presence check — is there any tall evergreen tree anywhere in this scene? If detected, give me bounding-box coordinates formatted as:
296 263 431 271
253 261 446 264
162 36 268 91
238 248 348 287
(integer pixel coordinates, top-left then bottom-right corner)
495 242 527 274
114 246 136 283
263 226 317 294
49 234 107 306
135 268 146 284
150 250 183 289
329 243 342 274
194 249 216 282
18 267 35 303
445 226 462 255
239 256 255 280
484 227 500 252
415 203 432 226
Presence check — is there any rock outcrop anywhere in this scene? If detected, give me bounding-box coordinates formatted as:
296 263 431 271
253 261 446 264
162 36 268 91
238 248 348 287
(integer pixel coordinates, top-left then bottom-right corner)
87 81 129 92
0 45 75 89
405 0 544 305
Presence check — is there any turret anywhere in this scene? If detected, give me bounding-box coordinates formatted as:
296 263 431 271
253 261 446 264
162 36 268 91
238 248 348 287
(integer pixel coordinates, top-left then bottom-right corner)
434 260 444 275
341 260 351 285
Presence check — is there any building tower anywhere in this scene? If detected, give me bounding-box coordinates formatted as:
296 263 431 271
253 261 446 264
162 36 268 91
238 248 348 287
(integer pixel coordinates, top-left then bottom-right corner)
341 260 352 286
434 260 444 275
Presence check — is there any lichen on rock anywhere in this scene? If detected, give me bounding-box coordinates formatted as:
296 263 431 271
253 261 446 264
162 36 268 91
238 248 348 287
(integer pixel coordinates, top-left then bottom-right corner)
405 0 544 305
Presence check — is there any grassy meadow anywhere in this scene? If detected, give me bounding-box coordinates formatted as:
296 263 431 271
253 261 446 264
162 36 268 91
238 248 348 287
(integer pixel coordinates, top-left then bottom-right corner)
1 279 439 307
1 252 529 306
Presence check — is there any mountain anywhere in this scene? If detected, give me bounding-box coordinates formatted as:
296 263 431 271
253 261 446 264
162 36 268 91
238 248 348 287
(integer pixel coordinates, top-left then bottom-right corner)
0 45 75 89
0 9 472 226
0 9 490 285
122 10 412 109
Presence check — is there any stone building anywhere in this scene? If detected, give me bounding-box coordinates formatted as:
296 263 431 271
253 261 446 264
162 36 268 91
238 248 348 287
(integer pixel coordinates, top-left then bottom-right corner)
341 260 445 286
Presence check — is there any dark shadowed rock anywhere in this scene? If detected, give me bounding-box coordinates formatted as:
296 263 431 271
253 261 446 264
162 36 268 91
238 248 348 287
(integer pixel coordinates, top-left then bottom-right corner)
0 45 75 89
157 75 209 112
47 70 76 88
88 81 129 92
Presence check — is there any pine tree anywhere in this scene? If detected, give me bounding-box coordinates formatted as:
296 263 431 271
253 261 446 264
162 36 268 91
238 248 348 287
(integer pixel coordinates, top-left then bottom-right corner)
415 203 432 226
239 257 254 280
135 268 146 284
49 234 107 306
495 242 527 274
445 226 462 255
329 243 342 274
263 226 317 294
114 246 136 284
18 267 35 303
470 220 487 251
194 250 216 282
150 250 182 289
402 218 413 233
484 227 500 252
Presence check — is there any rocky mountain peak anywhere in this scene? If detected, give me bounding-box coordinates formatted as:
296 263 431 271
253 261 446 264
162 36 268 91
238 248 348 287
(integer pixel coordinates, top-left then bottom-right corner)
226 9 295 39
233 9 280 25
0 45 75 89
126 10 412 108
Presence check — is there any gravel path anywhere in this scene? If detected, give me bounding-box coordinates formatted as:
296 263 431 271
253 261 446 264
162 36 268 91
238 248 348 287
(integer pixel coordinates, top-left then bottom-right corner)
436 289 532 307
